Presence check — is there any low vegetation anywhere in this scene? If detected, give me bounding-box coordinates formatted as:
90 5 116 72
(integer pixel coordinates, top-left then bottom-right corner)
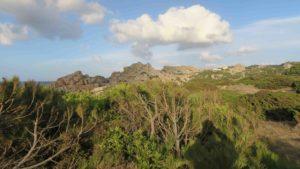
0 62 299 169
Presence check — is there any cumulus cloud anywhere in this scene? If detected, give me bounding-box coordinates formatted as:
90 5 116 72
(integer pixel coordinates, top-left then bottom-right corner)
0 0 105 42
0 23 28 45
200 51 222 62
110 5 232 58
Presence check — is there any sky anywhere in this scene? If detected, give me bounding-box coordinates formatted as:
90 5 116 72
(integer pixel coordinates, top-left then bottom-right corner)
0 0 300 81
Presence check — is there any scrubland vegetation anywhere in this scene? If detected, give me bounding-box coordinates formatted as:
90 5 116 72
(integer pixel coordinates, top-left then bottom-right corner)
0 62 299 169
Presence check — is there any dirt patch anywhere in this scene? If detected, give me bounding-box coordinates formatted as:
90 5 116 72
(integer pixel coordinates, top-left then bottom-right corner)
219 84 260 94
266 87 296 93
220 85 297 94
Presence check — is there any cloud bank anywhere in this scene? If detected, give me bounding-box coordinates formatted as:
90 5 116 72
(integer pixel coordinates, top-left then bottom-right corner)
111 5 232 58
0 0 105 43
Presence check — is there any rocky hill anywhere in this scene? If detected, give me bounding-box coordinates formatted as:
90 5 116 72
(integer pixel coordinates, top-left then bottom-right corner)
52 62 201 91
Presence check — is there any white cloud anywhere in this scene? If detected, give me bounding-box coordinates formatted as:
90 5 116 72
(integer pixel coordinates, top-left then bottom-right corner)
0 0 105 43
111 5 232 58
0 23 28 45
200 51 222 62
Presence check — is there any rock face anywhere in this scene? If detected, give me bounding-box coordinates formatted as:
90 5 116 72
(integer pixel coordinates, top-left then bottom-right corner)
109 62 161 84
53 71 109 91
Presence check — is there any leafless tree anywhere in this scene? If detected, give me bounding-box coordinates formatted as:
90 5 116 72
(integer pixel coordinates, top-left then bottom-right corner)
157 91 198 157
117 85 199 157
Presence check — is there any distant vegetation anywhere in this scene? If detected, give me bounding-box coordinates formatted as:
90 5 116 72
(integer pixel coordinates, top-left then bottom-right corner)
0 62 299 169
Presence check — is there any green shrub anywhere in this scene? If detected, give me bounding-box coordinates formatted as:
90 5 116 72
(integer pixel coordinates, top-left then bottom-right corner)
292 81 300 93
82 127 167 169
239 91 300 122
238 75 295 89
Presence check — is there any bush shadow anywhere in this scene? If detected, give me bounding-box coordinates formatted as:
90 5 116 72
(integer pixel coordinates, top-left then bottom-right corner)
185 120 237 169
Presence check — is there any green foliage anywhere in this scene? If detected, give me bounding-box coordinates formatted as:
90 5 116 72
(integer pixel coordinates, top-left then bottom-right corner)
2 73 300 168
238 74 296 89
81 127 167 169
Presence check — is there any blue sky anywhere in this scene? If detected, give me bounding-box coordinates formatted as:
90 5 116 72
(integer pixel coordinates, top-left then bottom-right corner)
0 0 300 81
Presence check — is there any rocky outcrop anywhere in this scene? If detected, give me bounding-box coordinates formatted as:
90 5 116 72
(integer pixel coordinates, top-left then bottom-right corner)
52 63 201 91
109 62 161 84
52 71 109 91
109 63 201 85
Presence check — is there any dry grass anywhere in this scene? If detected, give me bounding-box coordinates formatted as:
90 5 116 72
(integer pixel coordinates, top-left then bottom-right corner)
256 120 300 165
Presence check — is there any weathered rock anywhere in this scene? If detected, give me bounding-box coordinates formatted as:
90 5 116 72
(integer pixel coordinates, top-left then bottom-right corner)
52 71 109 91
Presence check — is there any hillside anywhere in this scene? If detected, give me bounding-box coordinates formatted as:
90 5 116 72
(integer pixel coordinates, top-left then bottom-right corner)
0 61 299 169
